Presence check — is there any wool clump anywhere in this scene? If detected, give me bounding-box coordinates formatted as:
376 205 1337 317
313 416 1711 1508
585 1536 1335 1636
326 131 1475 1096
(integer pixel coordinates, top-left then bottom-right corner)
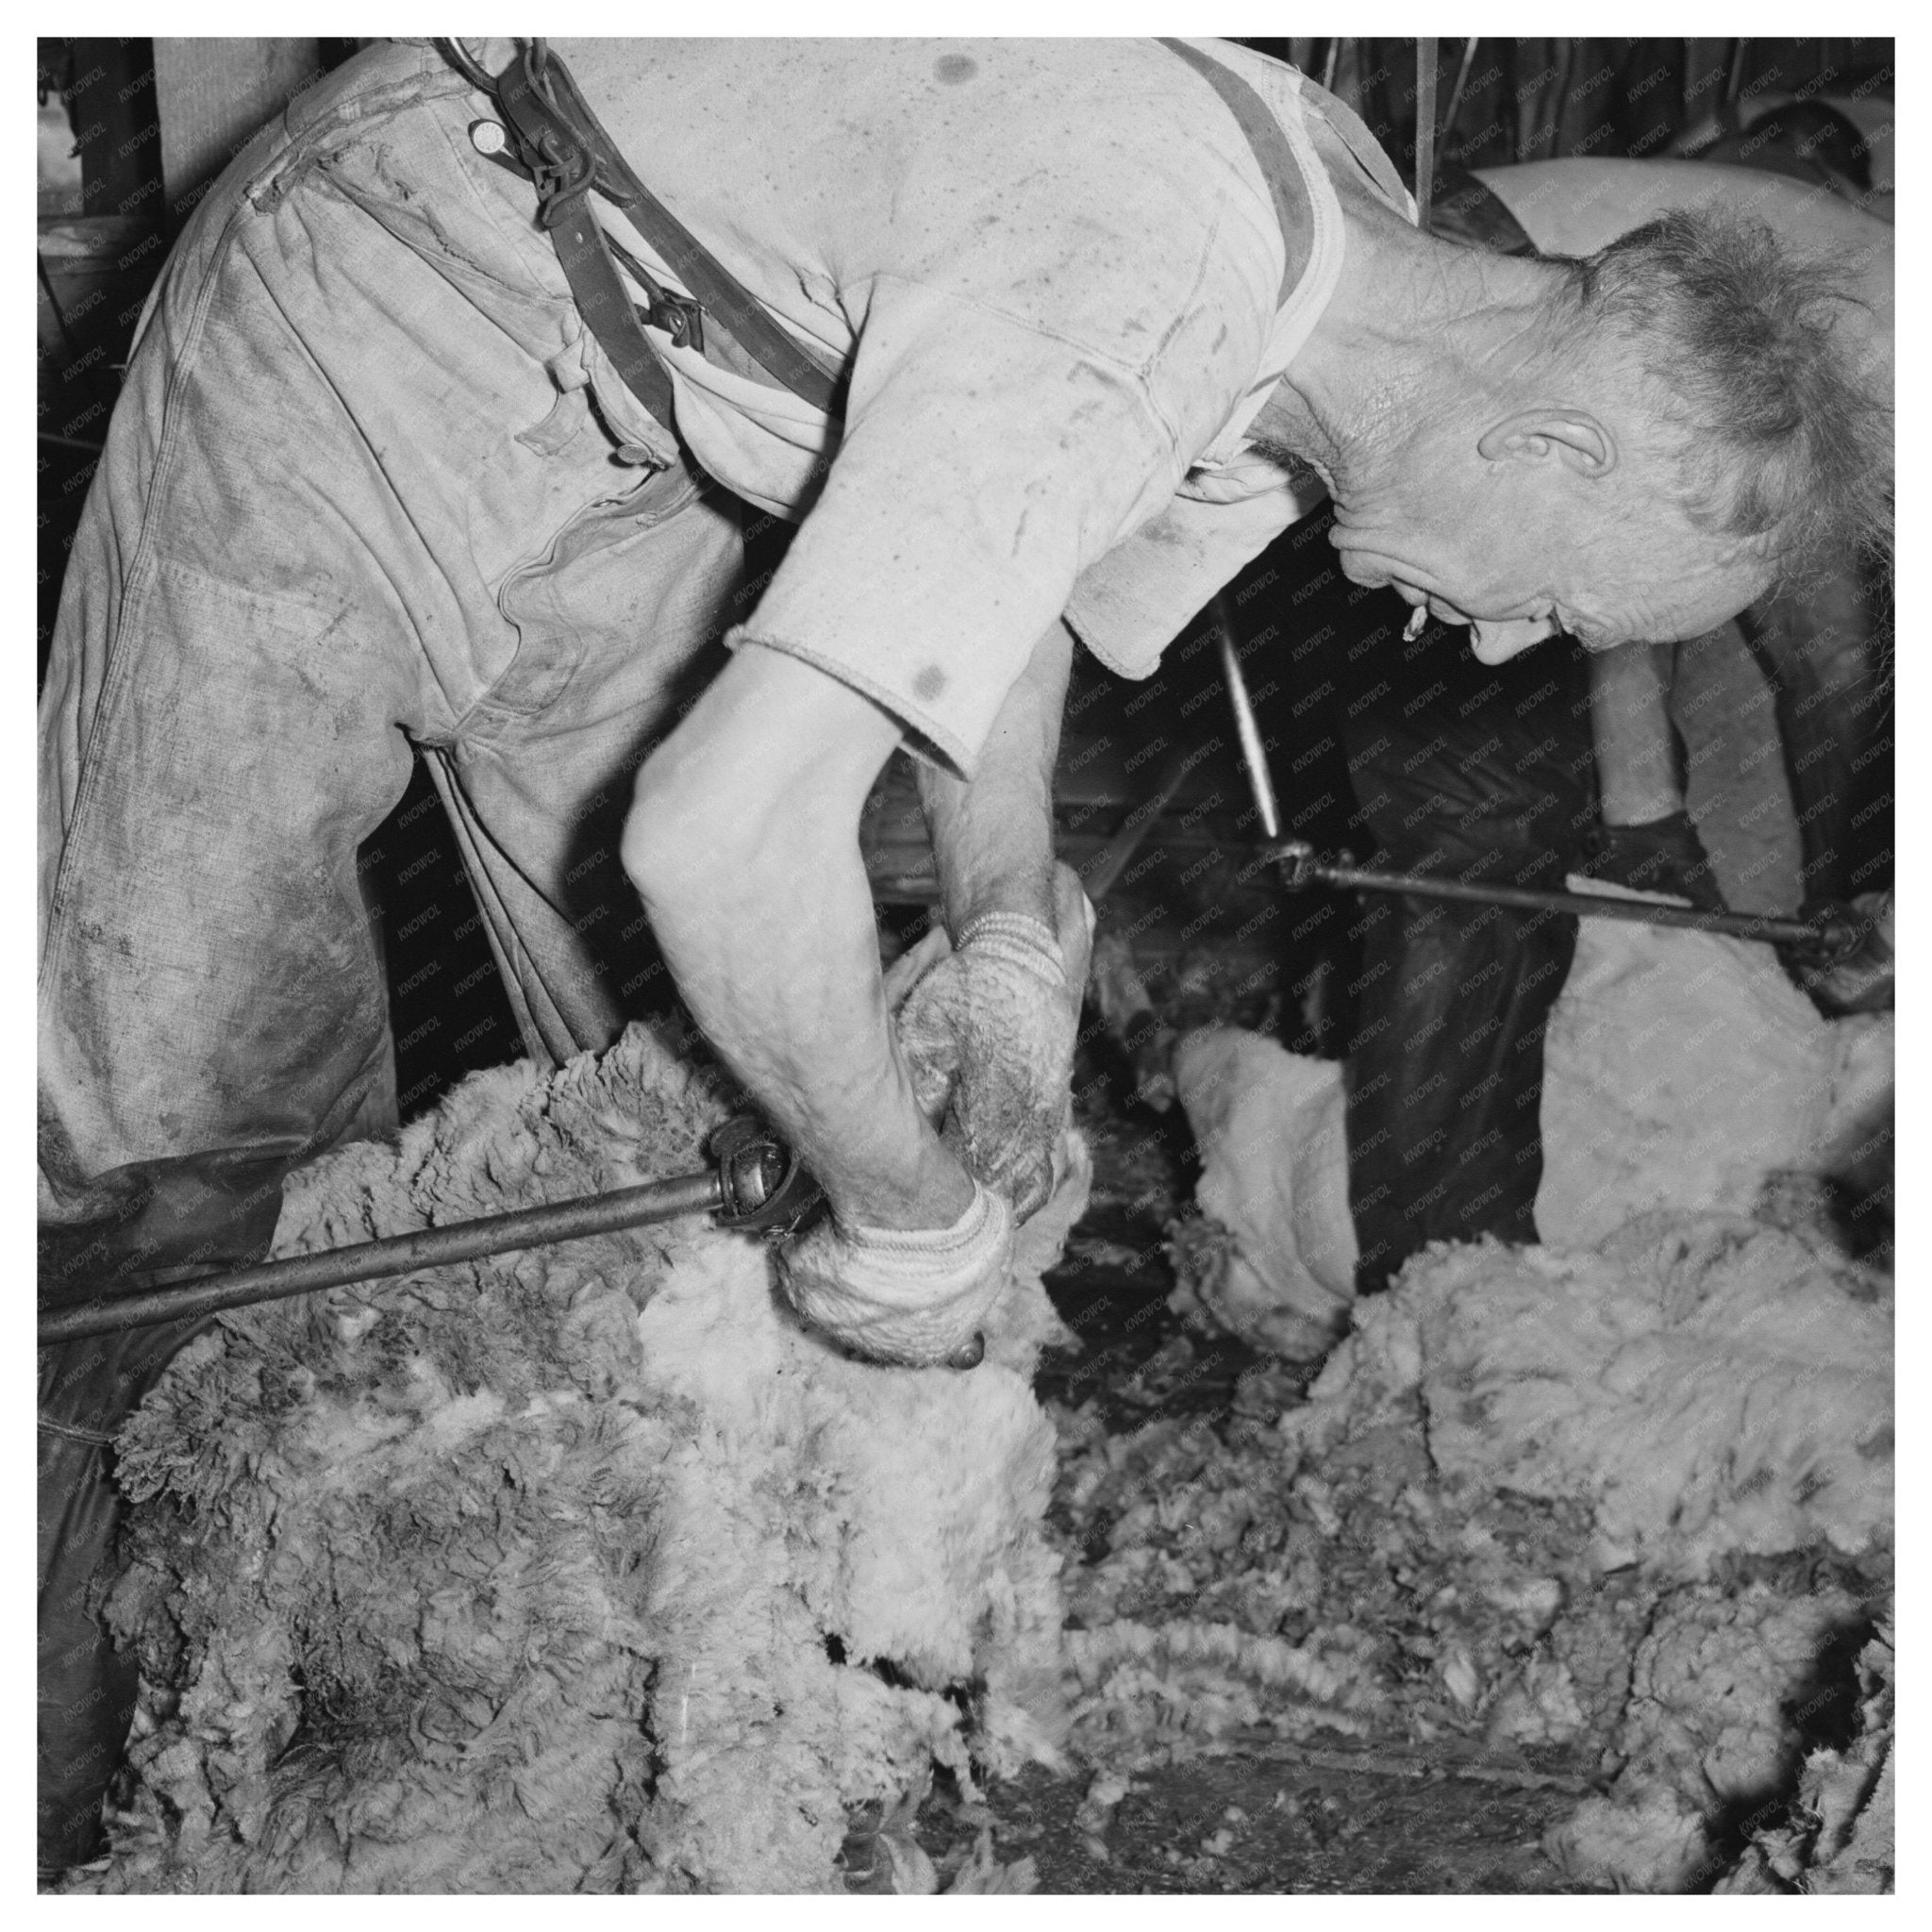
1536 904 1892 1245
1548 1580 1866 1890
1712 1621 1894 1893
1163 1027 1356 1361
1305 1212 1892 1575
89 1024 1076 1893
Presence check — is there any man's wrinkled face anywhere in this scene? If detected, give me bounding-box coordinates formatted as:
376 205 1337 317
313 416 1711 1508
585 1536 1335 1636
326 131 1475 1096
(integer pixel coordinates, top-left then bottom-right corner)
1328 455 1773 664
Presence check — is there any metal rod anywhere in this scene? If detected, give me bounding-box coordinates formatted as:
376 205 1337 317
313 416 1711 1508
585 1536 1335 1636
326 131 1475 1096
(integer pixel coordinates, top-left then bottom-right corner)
1440 37 1478 158
1414 38 1439 233
39 1168 724 1344
1276 850 1842 948
1216 597 1281 841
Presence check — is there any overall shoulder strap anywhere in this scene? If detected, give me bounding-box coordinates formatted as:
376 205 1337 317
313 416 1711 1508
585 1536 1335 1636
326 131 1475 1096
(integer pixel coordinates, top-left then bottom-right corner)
467 40 843 426
1157 38 1315 305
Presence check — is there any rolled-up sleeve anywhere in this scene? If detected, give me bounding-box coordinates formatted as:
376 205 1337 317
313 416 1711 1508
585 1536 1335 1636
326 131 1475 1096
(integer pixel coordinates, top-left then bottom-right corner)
1061 458 1321 679
729 275 1187 777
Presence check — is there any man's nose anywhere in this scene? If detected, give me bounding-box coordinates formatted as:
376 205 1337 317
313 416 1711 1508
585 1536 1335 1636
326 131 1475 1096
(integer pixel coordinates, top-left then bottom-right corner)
1468 617 1557 665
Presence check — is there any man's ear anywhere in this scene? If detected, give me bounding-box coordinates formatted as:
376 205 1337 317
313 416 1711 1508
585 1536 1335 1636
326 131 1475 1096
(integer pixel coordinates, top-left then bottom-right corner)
1477 408 1616 476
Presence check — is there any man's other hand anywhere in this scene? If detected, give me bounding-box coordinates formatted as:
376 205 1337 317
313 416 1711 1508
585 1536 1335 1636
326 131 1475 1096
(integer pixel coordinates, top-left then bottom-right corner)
777 1177 1011 1367
890 862 1094 1221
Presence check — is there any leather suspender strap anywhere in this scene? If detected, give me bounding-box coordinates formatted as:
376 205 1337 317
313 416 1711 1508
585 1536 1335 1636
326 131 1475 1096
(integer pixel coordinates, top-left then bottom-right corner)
471 39 1391 435
533 178 684 430
1157 38 1314 305
489 42 841 425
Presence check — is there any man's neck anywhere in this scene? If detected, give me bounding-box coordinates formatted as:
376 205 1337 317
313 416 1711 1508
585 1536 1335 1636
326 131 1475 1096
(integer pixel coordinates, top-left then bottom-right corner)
1250 192 1561 504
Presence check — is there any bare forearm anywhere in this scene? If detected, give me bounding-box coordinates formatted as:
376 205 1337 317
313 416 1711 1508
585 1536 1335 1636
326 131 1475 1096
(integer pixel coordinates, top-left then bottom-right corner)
659 833 951 1216
917 618 1074 937
625 648 971 1231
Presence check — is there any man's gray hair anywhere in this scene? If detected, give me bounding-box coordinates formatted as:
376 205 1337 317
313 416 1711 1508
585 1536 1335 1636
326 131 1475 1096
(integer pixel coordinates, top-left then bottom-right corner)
1550 208 1891 576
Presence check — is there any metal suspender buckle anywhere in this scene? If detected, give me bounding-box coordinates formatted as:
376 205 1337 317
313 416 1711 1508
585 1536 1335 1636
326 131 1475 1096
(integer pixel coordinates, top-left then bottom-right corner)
442 36 843 416
491 48 705 354
637 285 705 353
492 42 625 230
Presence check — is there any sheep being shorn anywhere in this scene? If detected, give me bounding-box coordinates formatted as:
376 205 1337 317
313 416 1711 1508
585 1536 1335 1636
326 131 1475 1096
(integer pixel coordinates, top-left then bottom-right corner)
92 1024 1079 1893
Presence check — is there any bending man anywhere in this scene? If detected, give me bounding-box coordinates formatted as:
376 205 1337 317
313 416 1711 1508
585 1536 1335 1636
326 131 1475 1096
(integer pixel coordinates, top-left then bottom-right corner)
39 37 1883 1871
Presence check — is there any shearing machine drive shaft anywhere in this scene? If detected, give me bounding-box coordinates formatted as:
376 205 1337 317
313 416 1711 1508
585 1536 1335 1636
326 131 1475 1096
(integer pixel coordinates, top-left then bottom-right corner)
39 1117 821 1344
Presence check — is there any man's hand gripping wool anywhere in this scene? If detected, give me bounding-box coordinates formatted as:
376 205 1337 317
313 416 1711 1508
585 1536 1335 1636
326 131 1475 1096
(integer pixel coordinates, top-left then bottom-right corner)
777 868 1091 1365
892 867 1094 1221
777 1179 1014 1367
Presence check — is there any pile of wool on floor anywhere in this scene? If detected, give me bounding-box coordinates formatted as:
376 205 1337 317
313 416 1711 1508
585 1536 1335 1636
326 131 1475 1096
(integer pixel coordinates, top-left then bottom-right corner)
90 1024 1080 1894
1049 1213 1893 1891
1057 917 1894 1893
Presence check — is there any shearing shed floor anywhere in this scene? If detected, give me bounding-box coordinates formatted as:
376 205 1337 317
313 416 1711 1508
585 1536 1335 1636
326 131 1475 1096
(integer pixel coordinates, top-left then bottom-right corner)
64 918 1892 1896
973 1090 1892 1894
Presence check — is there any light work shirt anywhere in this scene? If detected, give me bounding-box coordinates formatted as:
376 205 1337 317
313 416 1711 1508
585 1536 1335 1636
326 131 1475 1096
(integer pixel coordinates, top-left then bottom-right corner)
517 38 1410 773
